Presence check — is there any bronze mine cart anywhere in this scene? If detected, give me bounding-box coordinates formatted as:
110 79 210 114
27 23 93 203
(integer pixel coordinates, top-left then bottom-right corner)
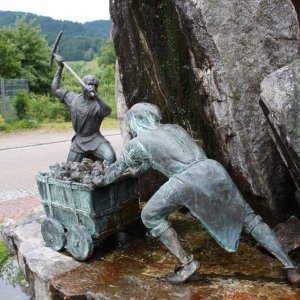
35 172 139 261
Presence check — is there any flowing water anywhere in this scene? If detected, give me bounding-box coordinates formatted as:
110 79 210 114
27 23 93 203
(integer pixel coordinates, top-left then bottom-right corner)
0 257 32 300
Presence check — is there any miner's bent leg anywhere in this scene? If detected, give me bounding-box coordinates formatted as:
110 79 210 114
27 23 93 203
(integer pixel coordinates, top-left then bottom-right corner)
93 141 116 165
243 203 300 284
141 181 199 283
67 149 85 162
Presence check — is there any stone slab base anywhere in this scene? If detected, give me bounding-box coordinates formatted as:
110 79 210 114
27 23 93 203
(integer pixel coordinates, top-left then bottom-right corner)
2 211 300 300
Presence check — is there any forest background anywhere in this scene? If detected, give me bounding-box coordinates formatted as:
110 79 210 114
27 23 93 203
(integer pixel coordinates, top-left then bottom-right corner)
0 11 116 131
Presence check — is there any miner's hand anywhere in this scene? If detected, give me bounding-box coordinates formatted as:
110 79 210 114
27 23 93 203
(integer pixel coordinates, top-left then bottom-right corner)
92 175 105 187
55 54 64 67
85 86 96 98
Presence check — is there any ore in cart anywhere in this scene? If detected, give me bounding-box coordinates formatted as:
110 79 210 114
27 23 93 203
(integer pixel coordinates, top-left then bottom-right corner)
36 172 140 261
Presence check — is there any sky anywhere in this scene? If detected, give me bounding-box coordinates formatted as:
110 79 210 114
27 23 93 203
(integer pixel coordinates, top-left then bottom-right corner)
0 0 110 23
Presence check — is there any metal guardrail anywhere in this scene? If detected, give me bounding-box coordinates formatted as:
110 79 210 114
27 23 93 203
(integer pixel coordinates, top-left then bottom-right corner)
0 78 29 120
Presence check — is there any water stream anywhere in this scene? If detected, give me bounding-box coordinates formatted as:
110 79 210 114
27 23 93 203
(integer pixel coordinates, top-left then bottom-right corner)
0 257 32 300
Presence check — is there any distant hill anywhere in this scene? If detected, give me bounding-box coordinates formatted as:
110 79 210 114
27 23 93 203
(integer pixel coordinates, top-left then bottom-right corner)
0 11 112 61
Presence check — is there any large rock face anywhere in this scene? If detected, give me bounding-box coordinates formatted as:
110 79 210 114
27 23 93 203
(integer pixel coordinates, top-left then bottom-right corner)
110 0 300 222
260 59 300 191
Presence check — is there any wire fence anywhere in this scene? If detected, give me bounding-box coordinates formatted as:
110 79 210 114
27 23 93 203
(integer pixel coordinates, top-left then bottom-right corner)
0 78 29 120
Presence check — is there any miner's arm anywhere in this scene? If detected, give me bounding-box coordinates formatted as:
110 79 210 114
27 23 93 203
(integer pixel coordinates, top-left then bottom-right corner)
95 94 112 117
93 139 149 187
93 159 128 187
52 55 64 94
51 55 67 99
126 162 151 178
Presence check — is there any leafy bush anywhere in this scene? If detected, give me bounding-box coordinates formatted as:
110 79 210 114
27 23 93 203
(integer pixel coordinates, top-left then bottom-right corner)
0 241 10 269
48 101 70 121
98 83 116 118
97 39 115 66
27 93 70 122
8 91 70 130
13 90 29 119
26 94 49 122
0 119 38 131
12 119 38 129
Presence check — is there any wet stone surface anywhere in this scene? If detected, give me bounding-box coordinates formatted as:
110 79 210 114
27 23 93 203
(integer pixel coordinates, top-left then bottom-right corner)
51 213 300 300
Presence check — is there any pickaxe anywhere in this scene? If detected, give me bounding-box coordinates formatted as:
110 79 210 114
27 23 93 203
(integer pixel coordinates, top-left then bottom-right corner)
50 31 95 96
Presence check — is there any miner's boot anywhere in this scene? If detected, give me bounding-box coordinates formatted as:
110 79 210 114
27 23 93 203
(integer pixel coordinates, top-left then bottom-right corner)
250 222 300 285
157 226 199 283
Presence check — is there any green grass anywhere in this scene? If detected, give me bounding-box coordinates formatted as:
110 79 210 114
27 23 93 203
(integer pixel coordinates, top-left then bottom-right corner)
0 117 119 134
0 241 10 269
102 117 119 128
38 121 73 130
39 117 119 130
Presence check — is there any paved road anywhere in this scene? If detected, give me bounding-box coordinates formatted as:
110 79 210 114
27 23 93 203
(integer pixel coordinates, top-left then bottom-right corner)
0 128 122 202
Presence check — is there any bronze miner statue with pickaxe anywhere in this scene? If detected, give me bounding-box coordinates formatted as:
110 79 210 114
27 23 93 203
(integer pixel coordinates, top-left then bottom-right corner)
50 31 116 165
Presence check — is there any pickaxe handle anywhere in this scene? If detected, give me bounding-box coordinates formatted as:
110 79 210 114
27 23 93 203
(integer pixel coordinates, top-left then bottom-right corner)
58 55 90 91
61 57 96 97
50 31 95 97
50 31 63 68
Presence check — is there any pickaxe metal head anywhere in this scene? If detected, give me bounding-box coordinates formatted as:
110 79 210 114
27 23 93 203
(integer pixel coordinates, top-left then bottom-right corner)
49 31 63 67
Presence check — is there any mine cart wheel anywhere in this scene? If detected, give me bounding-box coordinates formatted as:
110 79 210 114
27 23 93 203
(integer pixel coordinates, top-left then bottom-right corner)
66 225 94 261
41 217 66 251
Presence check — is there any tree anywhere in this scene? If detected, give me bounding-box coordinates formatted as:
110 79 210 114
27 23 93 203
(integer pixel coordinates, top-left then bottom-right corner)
0 17 53 94
83 48 95 61
0 30 22 78
96 39 117 117
14 17 53 93
97 39 116 66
